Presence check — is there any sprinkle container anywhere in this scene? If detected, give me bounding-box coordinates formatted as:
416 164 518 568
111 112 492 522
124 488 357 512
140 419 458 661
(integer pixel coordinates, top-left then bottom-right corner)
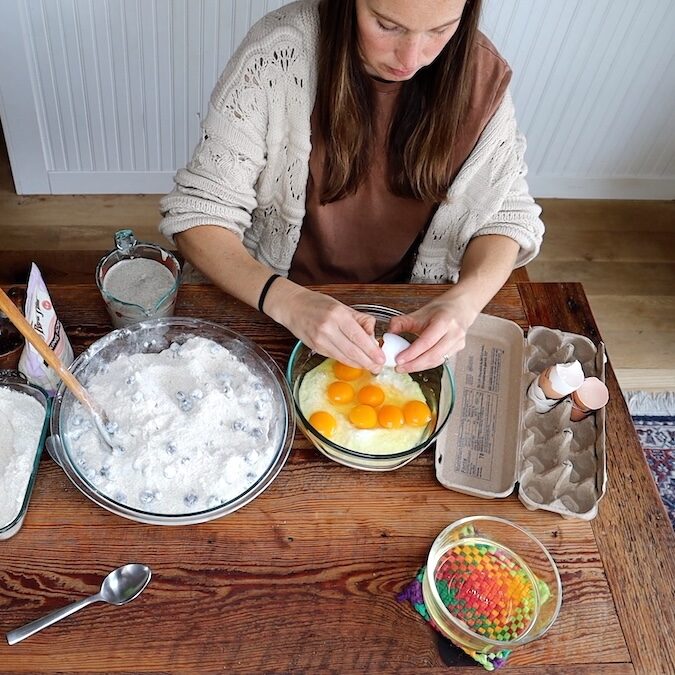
421 516 562 654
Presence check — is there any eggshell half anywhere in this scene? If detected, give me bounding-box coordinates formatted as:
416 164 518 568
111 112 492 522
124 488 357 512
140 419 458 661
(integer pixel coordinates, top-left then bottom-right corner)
575 377 609 409
381 333 411 368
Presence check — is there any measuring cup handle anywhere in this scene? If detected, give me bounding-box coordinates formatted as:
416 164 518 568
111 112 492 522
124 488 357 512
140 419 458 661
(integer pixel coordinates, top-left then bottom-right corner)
114 229 137 253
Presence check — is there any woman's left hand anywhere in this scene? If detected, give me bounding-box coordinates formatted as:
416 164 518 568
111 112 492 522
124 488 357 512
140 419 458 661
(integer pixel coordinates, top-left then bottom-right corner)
387 290 481 373
387 235 520 372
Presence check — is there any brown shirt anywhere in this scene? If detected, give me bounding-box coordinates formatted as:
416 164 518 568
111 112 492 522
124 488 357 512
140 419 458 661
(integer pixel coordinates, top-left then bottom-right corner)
289 32 512 285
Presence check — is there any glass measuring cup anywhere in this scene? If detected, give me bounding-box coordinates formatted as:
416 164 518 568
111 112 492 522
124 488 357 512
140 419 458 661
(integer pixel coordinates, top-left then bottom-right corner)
96 230 181 328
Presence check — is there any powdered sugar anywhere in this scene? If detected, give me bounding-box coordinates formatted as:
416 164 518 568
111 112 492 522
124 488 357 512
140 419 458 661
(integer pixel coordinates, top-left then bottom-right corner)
0 387 46 529
63 336 280 515
102 258 176 311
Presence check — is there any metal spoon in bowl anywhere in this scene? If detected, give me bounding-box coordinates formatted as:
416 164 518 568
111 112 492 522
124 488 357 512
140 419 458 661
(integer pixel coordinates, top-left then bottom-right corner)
0 286 115 447
5 563 152 645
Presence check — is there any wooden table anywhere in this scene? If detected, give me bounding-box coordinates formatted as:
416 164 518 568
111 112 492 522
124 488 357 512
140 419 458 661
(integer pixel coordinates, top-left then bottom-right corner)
0 281 673 674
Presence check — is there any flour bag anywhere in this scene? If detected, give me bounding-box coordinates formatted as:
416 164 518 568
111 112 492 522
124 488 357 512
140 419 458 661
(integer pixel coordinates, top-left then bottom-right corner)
18 263 74 394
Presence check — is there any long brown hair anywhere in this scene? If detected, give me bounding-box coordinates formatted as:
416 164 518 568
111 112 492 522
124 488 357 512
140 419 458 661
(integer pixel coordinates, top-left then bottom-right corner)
316 0 482 204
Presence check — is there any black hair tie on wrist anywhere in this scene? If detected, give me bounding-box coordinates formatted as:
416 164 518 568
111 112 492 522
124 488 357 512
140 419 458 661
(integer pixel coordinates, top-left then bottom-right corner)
258 273 281 314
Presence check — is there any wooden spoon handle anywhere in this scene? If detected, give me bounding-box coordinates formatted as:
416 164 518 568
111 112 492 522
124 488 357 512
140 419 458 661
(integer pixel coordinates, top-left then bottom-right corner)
0 286 98 413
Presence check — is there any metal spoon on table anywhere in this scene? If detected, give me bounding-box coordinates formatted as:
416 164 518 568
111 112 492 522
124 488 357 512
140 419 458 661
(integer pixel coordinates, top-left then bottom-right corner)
0 286 115 447
6 563 152 645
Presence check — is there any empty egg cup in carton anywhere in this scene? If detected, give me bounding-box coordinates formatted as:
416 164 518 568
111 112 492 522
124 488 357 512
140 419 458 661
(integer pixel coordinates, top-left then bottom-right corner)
435 314 607 520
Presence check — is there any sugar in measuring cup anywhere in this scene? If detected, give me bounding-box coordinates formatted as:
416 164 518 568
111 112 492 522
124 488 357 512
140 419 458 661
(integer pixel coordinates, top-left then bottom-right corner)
96 230 181 328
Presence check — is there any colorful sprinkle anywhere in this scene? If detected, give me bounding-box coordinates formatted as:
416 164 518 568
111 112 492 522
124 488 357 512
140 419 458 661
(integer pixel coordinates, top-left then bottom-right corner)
433 542 537 642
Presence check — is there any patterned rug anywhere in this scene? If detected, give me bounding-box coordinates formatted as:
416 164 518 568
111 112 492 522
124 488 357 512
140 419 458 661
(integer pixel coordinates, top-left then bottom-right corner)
625 391 675 530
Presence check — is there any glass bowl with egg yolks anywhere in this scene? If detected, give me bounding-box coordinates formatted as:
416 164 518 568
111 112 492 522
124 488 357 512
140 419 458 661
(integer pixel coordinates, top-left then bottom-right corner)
286 305 455 471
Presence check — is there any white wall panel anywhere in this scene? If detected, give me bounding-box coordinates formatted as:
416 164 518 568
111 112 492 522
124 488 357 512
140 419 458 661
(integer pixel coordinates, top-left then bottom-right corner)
0 0 673 196
482 0 675 197
0 0 50 192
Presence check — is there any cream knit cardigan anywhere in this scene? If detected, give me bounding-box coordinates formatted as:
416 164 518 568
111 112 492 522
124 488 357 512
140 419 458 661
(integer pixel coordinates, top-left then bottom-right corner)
159 0 544 283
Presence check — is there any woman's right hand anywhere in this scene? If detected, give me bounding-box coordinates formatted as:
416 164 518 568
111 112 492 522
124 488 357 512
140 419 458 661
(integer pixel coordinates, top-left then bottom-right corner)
266 283 386 372
175 228 384 370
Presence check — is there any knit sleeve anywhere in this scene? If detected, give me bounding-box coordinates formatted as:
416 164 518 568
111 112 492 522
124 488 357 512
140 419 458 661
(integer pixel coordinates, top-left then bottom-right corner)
470 126 545 269
158 15 283 243
412 90 545 282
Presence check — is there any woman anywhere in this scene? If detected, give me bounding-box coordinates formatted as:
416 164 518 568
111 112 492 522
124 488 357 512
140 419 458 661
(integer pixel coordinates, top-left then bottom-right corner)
160 0 543 373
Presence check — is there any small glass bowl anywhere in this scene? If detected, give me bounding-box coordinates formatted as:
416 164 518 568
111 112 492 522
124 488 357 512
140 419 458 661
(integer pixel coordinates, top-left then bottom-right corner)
0 287 25 370
0 376 50 540
422 516 562 654
48 317 295 525
286 304 455 471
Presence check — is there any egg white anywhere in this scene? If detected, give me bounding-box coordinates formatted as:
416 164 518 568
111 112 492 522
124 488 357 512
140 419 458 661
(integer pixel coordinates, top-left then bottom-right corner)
298 359 429 454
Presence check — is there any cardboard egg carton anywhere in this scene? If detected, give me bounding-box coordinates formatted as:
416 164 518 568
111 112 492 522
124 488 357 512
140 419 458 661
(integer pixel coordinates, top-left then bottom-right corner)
435 314 607 520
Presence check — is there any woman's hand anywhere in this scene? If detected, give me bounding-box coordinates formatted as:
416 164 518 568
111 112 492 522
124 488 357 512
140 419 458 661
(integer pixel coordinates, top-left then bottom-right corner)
389 235 521 372
267 284 386 372
175 227 385 371
387 290 481 373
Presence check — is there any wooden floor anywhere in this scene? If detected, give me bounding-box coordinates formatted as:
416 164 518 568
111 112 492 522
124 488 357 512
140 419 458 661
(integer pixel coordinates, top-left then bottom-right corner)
1 136 673 392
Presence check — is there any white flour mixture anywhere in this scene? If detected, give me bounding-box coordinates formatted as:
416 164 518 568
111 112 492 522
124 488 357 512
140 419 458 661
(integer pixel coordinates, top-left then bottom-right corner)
64 336 281 514
0 387 46 529
102 258 176 310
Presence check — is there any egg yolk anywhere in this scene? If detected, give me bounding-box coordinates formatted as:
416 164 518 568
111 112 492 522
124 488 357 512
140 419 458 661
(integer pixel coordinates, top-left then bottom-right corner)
327 380 355 404
357 384 385 407
309 411 337 437
403 400 432 427
332 362 364 381
348 404 378 429
378 405 405 429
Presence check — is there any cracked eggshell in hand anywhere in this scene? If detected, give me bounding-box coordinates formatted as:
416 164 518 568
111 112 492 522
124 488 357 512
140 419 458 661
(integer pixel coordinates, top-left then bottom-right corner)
381 333 411 368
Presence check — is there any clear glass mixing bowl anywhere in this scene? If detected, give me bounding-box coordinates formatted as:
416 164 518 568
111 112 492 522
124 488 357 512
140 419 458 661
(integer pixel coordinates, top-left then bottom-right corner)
286 305 455 471
48 317 294 525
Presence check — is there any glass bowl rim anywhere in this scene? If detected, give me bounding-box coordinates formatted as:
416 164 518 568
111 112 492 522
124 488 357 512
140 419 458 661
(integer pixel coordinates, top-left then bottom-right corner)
285 304 456 460
425 515 563 648
48 316 295 524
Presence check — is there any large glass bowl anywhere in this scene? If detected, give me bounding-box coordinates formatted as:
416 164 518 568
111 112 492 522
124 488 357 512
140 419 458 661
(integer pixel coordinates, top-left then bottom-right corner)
422 516 562 654
48 317 294 525
286 305 455 471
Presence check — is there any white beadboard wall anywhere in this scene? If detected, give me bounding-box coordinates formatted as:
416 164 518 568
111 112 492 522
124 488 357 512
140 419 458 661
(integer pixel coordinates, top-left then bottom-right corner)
0 0 673 196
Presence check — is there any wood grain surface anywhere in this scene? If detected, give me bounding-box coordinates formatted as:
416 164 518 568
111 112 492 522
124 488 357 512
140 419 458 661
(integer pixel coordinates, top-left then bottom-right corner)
0 281 668 673
519 283 675 675
0 249 529 285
